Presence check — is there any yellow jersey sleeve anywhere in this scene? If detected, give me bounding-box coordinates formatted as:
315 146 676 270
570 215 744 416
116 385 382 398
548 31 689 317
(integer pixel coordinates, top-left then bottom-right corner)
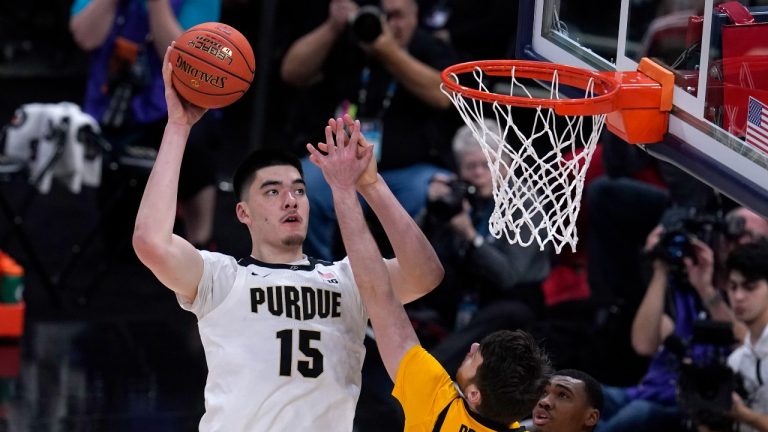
392 345 459 430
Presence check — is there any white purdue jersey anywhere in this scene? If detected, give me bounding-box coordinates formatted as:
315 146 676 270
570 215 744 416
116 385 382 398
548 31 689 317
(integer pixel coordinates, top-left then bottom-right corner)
178 251 368 431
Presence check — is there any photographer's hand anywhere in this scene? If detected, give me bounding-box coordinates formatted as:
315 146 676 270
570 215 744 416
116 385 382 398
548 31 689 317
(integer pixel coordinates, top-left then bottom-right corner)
730 392 768 432
281 0 354 86
644 225 669 275
449 201 477 242
731 392 751 421
367 18 398 55
427 174 455 202
633 225 675 356
644 225 664 253
685 238 715 298
328 0 358 33
361 13 451 109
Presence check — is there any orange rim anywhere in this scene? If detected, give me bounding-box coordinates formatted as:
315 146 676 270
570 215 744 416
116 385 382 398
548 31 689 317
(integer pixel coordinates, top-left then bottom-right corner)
441 60 622 116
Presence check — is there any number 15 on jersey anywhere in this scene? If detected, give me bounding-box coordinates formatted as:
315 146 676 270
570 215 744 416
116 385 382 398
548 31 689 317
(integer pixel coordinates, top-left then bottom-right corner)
276 329 324 378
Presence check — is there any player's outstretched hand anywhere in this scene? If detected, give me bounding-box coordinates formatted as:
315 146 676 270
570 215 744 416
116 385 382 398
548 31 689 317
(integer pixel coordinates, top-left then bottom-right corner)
163 44 207 128
307 117 373 191
316 115 379 186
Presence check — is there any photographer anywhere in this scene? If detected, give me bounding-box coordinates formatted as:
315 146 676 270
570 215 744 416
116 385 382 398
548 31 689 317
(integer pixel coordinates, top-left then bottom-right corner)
280 0 460 261
414 122 551 373
599 215 747 432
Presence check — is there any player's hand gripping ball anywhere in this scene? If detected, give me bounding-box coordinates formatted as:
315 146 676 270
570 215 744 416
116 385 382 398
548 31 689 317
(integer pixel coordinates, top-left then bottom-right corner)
170 22 255 109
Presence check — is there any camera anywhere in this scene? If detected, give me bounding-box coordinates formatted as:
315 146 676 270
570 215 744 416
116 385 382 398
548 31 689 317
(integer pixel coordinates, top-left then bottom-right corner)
653 210 725 281
351 6 384 43
667 320 743 430
427 179 477 222
656 228 696 278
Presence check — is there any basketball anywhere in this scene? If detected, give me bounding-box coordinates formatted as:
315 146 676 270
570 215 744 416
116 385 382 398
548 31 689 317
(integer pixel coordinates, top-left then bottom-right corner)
170 22 255 109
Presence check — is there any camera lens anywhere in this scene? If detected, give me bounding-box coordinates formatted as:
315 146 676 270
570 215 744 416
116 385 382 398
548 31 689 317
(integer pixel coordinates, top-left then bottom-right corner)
427 179 472 222
351 6 383 43
655 229 695 280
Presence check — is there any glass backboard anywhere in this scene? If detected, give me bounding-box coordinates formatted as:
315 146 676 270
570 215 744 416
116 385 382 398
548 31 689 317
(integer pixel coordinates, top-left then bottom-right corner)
518 0 768 216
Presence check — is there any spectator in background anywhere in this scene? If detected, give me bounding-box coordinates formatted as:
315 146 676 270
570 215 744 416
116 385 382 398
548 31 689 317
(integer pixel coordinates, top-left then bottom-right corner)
598 216 749 432
530 369 602 432
415 121 551 373
69 0 221 249
722 240 768 432
280 0 459 261
584 132 735 387
586 130 727 310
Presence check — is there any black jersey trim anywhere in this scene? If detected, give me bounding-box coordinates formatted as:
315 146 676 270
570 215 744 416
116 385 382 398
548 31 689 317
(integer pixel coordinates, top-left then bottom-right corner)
462 399 523 431
237 255 335 271
432 398 454 431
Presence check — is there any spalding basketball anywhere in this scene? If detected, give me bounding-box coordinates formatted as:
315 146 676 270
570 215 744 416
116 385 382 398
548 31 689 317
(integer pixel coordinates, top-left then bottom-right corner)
170 22 255 109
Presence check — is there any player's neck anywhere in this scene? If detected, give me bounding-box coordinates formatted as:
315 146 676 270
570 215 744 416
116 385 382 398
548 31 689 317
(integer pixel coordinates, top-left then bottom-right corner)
250 244 304 265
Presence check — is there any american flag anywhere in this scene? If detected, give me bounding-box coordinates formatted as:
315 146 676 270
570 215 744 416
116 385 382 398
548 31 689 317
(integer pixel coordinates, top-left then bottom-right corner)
317 270 337 280
746 96 768 155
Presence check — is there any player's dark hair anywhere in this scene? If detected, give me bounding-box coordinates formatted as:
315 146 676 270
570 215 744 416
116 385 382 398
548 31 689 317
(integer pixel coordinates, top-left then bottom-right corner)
554 369 604 411
475 330 552 424
233 149 304 200
726 239 768 283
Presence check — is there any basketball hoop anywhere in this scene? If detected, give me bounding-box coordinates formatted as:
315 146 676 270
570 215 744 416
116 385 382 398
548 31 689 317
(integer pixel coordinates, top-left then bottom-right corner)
441 58 672 253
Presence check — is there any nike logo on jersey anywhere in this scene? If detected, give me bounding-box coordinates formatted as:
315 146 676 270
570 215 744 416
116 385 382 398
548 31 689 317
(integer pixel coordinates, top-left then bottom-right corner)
250 285 341 321
251 272 271 277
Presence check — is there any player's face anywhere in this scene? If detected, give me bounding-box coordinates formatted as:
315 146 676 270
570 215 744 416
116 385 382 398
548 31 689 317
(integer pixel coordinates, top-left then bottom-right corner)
532 376 597 432
459 148 492 198
727 271 768 326
239 165 308 248
455 342 482 391
382 0 417 47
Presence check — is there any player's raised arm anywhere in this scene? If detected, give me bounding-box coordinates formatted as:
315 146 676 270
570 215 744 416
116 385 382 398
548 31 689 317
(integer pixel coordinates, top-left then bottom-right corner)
331 115 444 304
133 45 208 301
307 120 419 380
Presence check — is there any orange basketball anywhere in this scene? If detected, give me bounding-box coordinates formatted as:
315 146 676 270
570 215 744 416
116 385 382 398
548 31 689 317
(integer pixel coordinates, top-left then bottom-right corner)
170 22 255 109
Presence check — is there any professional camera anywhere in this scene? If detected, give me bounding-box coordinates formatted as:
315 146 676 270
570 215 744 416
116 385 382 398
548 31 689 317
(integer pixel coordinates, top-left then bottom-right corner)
351 6 383 43
667 320 743 430
654 210 726 280
427 179 477 222
655 228 696 278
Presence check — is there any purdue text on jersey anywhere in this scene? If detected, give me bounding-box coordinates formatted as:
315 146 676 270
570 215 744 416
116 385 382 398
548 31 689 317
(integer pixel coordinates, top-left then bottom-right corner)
250 285 342 320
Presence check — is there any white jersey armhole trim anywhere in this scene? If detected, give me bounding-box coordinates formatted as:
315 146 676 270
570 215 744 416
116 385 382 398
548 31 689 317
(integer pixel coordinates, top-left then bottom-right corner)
197 262 246 325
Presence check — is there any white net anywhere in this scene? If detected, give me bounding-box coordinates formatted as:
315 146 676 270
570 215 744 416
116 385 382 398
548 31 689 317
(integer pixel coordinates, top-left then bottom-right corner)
441 66 607 253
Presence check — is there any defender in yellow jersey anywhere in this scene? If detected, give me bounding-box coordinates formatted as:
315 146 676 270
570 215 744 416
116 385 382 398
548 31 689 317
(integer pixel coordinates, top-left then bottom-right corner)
394 333 548 431
307 116 551 432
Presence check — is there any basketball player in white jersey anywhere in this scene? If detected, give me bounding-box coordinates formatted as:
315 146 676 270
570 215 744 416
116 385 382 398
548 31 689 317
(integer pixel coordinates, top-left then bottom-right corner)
132 45 444 431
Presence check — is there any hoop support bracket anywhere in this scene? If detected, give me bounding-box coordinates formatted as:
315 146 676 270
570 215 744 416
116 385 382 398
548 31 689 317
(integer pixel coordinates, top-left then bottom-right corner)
599 57 674 145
